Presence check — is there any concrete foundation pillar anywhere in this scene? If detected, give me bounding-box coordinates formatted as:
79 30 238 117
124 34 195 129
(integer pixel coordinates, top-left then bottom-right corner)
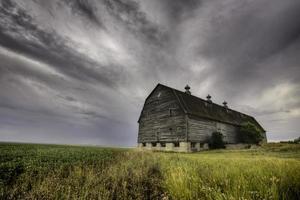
179 142 191 152
203 143 209 150
195 143 201 151
166 143 174 151
156 143 161 151
137 143 143 149
146 143 152 150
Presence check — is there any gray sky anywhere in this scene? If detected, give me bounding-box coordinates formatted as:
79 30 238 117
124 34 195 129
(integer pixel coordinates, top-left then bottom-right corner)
0 0 299 146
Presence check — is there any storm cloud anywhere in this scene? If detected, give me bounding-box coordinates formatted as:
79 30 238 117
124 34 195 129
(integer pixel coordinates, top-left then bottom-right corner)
0 0 299 146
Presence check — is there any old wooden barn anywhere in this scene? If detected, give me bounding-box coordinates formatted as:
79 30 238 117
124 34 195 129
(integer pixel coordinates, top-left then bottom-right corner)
137 84 266 152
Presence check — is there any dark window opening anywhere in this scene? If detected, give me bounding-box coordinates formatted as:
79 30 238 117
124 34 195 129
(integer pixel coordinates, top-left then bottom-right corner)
152 142 157 147
191 142 196 148
174 142 180 147
142 143 146 147
177 127 182 132
200 143 204 148
157 92 161 98
169 109 172 116
160 142 166 147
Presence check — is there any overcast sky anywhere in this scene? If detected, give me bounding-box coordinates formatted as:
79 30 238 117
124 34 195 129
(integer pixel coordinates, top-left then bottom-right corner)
0 0 299 146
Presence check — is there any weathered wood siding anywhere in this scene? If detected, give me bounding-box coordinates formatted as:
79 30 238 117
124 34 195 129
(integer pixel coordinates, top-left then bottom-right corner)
138 85 242 144
187 116 238 143
216 122 238 143
138 86 186 143
187 116 216 142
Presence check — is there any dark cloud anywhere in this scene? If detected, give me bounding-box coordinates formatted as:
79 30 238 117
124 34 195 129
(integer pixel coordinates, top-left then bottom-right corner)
60 95 77 102
160 0 201 20
0 0 299 145
64 0 104 28
104 0 166 45
199 1 300 65
0 0 122 87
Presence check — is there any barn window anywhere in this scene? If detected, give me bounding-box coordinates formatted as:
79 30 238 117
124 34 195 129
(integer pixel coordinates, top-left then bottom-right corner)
174 142 180 147
156 132 160 140
160 142 166 147
177 127 182 132
152 142 157 147
191 142 196 148
157 92 161 98
142 143 146 147
200 143 204 148
169 108 176 116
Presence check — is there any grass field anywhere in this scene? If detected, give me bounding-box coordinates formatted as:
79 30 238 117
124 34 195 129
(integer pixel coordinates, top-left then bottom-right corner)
0 142 300 200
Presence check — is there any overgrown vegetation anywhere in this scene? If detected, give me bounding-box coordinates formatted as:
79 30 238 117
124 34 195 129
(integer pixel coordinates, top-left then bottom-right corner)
280 137 300 144
239 122 264 144
0 142 300 200
209 132 225 149
295 137 300 143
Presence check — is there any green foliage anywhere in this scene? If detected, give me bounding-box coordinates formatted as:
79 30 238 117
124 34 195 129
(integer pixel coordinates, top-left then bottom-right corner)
262 143 300 154
294 137 300 144
0 142 300 200
239 122 264 144
209 132 225 149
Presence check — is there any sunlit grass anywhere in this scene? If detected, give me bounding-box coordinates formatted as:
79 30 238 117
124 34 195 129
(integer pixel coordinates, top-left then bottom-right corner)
0 142 299 199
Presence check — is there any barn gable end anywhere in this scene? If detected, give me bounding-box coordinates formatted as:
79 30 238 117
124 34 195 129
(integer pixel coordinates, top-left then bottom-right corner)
138 85 186 144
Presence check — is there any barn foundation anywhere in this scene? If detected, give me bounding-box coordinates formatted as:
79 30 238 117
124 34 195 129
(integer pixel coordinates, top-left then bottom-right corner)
137 142 204 152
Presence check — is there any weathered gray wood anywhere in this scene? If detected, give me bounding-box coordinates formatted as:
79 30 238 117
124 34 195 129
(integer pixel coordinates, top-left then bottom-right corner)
216 122 238 143
187 117 215 142
138 85 186 143
138 84 265 146
187 115 239 143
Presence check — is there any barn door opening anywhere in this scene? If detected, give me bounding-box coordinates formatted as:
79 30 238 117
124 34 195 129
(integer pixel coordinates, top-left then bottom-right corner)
156 129 160 141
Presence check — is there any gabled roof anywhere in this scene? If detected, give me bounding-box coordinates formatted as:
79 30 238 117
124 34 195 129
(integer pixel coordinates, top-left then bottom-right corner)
139 83 265 132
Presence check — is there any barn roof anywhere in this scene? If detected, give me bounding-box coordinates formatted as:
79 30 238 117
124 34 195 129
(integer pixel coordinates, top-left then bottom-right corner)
142 83 265 132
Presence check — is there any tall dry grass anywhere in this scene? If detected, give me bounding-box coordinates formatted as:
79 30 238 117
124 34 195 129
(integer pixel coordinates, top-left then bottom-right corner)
0 143 300 199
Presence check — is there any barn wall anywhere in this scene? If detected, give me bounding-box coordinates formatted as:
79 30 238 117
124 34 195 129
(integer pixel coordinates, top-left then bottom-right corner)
261 131 267 143
187 116 239 143
187 116 216 142
138 86 186 143
216 122 238 143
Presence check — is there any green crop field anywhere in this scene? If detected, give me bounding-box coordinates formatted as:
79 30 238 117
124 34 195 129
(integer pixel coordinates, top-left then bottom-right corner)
0 142 299 200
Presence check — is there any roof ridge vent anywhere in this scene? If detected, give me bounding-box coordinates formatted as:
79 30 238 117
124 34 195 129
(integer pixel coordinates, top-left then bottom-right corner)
223 101 228 108
184 84 191 95
206 94 212 103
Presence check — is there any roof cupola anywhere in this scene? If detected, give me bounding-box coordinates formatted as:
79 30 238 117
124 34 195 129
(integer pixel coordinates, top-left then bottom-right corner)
185 85 191 95
206 94 212 103
223 101 228 108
